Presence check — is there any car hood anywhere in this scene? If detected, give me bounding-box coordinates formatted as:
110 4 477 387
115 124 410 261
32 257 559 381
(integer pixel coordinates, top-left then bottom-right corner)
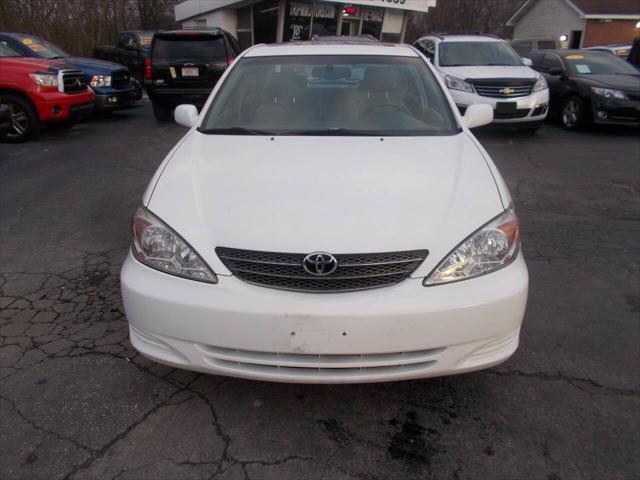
576 74 640 93
63 56 127 73
147 132 506 278
439 65 538 81
0 57 71 72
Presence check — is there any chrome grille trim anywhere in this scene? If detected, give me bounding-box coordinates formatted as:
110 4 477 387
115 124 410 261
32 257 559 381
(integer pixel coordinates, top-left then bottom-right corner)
216 247 428 293
58 69 86 94
471 80 535 98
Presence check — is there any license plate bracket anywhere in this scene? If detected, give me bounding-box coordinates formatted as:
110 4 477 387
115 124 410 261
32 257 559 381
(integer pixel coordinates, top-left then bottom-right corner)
182 67 199 77
496 102 517 113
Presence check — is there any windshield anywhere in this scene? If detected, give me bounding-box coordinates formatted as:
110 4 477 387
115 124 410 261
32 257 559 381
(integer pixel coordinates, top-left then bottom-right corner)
15 35 69 59
138 34 153 52
152 35 226 58
201 55 458 136
563 53 639 75
440 41 522 67
0 42 19 57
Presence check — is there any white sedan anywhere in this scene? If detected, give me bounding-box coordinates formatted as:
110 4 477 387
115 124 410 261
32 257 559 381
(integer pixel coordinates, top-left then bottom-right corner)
121 40 528 383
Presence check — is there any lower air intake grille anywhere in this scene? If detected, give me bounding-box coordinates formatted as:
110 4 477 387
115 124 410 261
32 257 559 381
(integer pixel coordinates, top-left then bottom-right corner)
216 247 428 293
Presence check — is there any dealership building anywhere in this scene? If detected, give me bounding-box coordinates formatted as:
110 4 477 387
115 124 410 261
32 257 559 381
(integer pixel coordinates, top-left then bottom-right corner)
175 0 435 49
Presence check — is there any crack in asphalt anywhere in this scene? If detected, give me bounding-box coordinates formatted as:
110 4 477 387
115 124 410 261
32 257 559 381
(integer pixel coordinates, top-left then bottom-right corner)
482 370 639 397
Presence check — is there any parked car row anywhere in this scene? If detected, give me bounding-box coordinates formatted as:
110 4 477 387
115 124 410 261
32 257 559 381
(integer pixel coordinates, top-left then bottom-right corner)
0 32 143 142
414 33 640 132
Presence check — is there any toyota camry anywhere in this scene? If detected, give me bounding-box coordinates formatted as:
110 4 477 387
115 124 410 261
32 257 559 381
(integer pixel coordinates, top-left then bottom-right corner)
120 39 529 383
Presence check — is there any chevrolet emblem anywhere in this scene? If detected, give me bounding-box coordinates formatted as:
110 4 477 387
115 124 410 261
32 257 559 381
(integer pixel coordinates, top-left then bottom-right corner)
501 87 515 94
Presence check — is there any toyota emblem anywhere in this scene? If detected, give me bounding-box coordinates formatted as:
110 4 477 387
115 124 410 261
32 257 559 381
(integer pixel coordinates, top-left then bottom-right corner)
302 252 338 276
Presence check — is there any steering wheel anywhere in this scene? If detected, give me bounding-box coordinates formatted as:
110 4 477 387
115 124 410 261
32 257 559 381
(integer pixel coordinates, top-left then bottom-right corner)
361 103 411 118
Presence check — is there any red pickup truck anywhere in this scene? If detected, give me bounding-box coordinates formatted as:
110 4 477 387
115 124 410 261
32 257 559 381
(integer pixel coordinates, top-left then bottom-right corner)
0 43 94 143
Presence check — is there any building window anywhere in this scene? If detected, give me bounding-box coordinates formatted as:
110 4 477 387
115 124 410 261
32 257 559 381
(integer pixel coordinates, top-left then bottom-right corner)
254 0 280 44
237 5 253 50
194 19 206 27
284 1 338 42
361 7 384 39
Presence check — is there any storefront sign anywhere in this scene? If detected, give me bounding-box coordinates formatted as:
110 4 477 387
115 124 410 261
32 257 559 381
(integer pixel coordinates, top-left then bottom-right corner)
290 2 337 19
315 0 435 13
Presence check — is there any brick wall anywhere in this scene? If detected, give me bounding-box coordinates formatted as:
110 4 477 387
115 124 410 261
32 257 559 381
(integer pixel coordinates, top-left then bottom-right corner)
583 19 640 47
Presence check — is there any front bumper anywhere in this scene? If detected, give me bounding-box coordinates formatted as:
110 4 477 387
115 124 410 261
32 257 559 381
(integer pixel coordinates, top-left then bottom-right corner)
452 88 549 124
591 96 640 126
144 85 212 108
33 90 95 122
121 251 529 383
93 86 139 111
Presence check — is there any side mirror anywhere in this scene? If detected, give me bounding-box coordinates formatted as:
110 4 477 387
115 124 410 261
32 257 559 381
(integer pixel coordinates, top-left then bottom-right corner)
522 57 533 66
174 104 199 128
548 67 563 76
463 104 493 129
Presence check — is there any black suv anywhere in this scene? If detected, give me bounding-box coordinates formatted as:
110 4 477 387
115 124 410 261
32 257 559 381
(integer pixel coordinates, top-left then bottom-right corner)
145 29 240 121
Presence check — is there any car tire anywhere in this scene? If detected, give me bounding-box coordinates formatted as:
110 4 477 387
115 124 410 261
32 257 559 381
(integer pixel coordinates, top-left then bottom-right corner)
0 94 40 143
560 96 585 131
152 102 172 122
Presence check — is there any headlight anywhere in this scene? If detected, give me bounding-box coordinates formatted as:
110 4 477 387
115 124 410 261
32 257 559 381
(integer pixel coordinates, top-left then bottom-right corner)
29 73 58 88
131 207 217 283
424 208 520 286
590 87 625 100
532 76 547 92
444 75 475 93
90 75 112 87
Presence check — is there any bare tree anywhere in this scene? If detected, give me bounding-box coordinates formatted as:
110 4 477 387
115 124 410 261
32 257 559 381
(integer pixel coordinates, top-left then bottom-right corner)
0 0 180 56
406 0 527 43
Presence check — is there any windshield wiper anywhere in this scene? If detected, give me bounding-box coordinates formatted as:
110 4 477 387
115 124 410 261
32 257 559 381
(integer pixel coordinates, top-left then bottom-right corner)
197 126 274 135
275 128 378 136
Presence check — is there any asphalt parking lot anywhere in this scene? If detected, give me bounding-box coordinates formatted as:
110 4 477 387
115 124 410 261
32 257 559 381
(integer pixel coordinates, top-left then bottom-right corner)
1 100 639 480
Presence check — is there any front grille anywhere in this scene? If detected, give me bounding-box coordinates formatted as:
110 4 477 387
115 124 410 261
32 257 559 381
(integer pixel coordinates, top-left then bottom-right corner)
59 69 86 94
112 69 130 90
216 247 428 293
494 108 530 119
472 80 535 98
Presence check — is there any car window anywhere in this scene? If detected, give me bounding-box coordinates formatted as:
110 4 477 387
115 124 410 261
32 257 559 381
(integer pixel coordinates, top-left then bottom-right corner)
511 40 532 55
440 41 522 66
201 55 459 136
416 39 436 60
152 35 226 59
138 34 153 52
12 35 68 59
228 35 241 55
528 52 544 69
538 41 557 50
563 53 639 75
117 34 127 49
0 41 20 57
541 54 562 72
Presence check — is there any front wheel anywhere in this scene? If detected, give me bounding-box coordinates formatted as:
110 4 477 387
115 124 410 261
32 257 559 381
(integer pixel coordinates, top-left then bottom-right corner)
152 102 172 122
561 96 585 131
0 94 40 143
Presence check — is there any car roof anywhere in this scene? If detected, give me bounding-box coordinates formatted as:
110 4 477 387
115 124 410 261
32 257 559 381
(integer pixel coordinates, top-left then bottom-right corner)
419 34 503 43
244 41 419 58
544 49 610 57
156 28 228 36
